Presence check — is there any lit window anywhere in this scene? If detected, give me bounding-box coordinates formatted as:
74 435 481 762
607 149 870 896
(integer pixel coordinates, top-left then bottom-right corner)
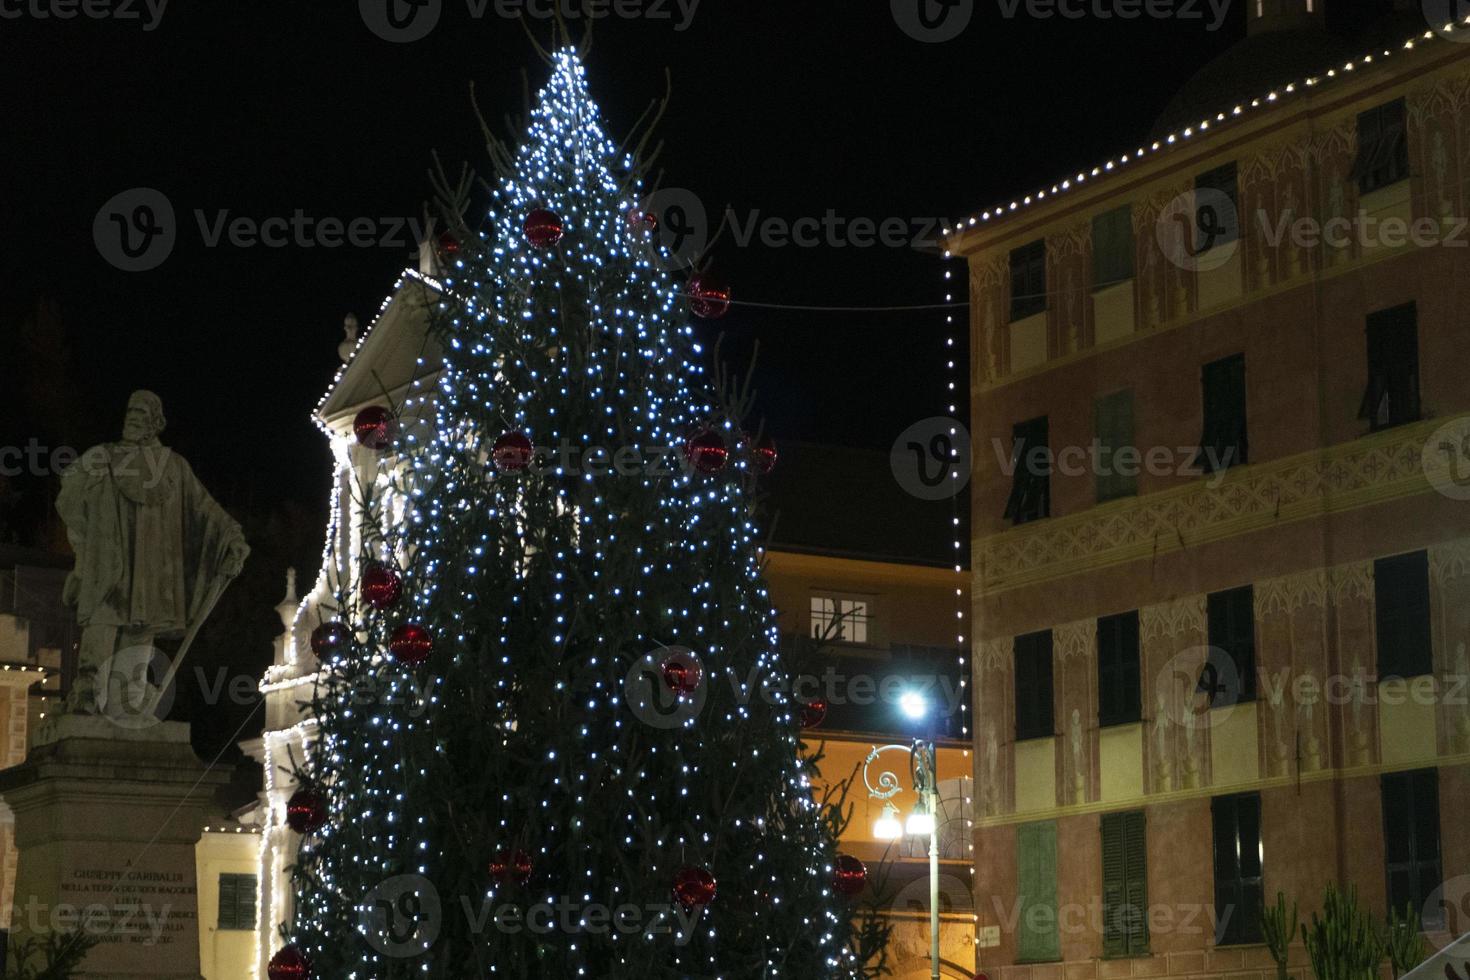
810 595 870 644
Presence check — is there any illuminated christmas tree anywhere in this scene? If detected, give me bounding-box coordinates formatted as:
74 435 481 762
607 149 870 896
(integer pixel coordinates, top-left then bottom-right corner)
271 47 889 979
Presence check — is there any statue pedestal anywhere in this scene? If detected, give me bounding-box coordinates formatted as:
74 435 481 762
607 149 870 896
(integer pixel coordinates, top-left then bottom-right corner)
0 718 230 979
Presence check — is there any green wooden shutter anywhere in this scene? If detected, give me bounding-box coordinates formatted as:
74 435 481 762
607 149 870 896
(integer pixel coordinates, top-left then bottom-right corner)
1123 812 1149 954
1101 814 1127 957
1102 812 1150 957
1092 205 1135 286
217 873 237 929
1018 821 1061 962
1094 390 1136 503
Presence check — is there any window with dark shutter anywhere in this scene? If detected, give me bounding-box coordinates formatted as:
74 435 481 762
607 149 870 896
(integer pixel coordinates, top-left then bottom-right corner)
218 873 258 931
1194 163 1240 253
1355 99 1409 195
1095 390 1136 503
1098 611 1141 727
1206 586 1257 703
1004 416 1051 525
1359 303 1420 431
1102 811 1149 958
1018 820 1062 962
1212 793 1264 946
1195 354 1248 473
1010 239 1047 321
1092 206 1135 287
1382 769 1443 928
1014 630 1055 742
1374 551 1432 679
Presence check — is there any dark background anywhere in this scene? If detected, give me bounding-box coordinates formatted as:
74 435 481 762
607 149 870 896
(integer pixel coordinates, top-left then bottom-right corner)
0 0 1407 762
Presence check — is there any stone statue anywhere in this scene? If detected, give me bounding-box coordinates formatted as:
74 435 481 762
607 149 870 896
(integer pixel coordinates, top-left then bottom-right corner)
55 391 249 714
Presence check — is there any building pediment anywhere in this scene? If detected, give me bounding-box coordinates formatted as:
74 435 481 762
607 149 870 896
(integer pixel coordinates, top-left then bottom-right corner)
317 270 444 430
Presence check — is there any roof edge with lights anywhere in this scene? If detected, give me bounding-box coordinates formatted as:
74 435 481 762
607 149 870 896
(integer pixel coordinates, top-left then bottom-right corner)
942 16 1470 255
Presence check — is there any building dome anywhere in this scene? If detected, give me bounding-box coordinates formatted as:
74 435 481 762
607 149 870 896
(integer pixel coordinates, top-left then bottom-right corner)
1150 1 1425 139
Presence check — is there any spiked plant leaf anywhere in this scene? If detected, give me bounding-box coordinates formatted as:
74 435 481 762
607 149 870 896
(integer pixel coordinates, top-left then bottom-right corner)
1386 903 1428 978
1262 890 1300 980
1304 884 1385 980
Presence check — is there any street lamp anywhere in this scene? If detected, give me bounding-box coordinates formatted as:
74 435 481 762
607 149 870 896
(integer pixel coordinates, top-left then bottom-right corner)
863 689 943 980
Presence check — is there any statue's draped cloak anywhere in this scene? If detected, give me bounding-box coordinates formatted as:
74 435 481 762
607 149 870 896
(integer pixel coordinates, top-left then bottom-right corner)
56 442 241 637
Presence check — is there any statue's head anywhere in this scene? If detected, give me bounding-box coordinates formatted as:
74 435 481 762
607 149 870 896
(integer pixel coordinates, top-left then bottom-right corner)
122 390 166 444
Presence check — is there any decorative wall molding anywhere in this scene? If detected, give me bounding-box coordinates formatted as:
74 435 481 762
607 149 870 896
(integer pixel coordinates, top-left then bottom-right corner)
1140 596 1207 644
975 416 1455 595
1053 620 1094 662
1430 537 1470 587
1329 561 1375 603
1255 569 1327 618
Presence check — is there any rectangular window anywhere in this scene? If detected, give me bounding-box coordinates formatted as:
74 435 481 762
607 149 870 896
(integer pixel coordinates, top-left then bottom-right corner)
1382 768 1443 928
810 595 870 645
1014 630 1055 742
1212 793 1263 946
1356 98 1409 195
1207 586 1257 702
217 873 258 931
1095 389 1137 503
1359 303 1420 431
1092 205 1135 286
1194 163 1240 252
1010 239 1047 321
1374 551 1432 678
1097 611 1141 727
1004 416 1051 525
1196 354 1248 473
1017 820 1061 962
1101 810 1149 957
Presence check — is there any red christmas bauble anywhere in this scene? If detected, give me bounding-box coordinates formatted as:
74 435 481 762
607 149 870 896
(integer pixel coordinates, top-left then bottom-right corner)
800 699 828 729
627 209 658 235
660 647 703 696
353 406 395 451
309 621 350 658
490 847 533 887
672 866 717 910
832 854 867 896
749 435 777 475
389 623 433 666
437 230 461 256
361 563 403 610
523 208 564 248
687 273 731 319
285 789 327 835
492 431 534 472
684 429 728 475
267 945 311 980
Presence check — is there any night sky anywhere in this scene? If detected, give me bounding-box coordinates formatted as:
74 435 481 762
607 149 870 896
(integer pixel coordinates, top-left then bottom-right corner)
0 1 1401 757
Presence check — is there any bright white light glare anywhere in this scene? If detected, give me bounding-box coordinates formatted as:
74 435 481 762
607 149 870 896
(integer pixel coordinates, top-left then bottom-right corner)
899 690 928 721
906 809 936 837
873 803 903 841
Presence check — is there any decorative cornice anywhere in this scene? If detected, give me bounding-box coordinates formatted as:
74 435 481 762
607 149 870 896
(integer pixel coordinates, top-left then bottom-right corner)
975 417 1453 595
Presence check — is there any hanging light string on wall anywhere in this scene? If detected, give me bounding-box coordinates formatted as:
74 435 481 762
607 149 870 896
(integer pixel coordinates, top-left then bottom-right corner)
940 17 1470 245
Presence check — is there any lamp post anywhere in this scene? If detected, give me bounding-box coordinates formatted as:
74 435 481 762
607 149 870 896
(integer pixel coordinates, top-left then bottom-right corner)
867 690 943 980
